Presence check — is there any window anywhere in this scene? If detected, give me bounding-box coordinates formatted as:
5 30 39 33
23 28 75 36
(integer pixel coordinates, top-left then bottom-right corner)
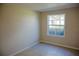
47 14 65 37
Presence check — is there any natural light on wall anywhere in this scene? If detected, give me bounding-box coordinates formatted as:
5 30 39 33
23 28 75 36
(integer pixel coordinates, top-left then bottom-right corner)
47 14 65 37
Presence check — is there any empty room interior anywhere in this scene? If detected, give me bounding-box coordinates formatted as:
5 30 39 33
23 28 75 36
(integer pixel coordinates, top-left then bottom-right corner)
0 3 79 56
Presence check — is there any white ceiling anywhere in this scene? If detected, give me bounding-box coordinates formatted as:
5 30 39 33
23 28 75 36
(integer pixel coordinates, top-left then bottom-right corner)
18 3 79 12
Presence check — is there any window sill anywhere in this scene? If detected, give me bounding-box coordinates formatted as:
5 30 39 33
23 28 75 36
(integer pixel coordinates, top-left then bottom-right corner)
47 34 64 38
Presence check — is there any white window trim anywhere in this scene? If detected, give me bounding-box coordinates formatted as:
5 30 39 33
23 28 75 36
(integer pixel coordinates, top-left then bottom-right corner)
47 14 65 38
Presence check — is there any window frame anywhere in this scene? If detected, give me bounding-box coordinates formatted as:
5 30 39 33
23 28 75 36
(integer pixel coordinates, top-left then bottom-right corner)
47 14 65 37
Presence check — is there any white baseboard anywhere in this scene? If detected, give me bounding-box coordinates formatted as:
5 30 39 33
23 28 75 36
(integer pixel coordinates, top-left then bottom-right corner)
40 40 79 50
10 41 39 56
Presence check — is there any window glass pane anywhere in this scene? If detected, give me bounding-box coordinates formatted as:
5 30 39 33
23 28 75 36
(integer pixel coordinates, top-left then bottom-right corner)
53 15 60 20
48 16 53 21
60 15 65 20
48 26 56 35
48 30 55 35
60 19 64 25
48 20 52 25
55 20 60 25
48 20 60 25
56 26 64 36
53 20 58 25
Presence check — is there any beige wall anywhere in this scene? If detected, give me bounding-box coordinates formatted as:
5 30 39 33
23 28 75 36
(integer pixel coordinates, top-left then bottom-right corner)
1 4 40 55
40 7 79 49
0 4 2 55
